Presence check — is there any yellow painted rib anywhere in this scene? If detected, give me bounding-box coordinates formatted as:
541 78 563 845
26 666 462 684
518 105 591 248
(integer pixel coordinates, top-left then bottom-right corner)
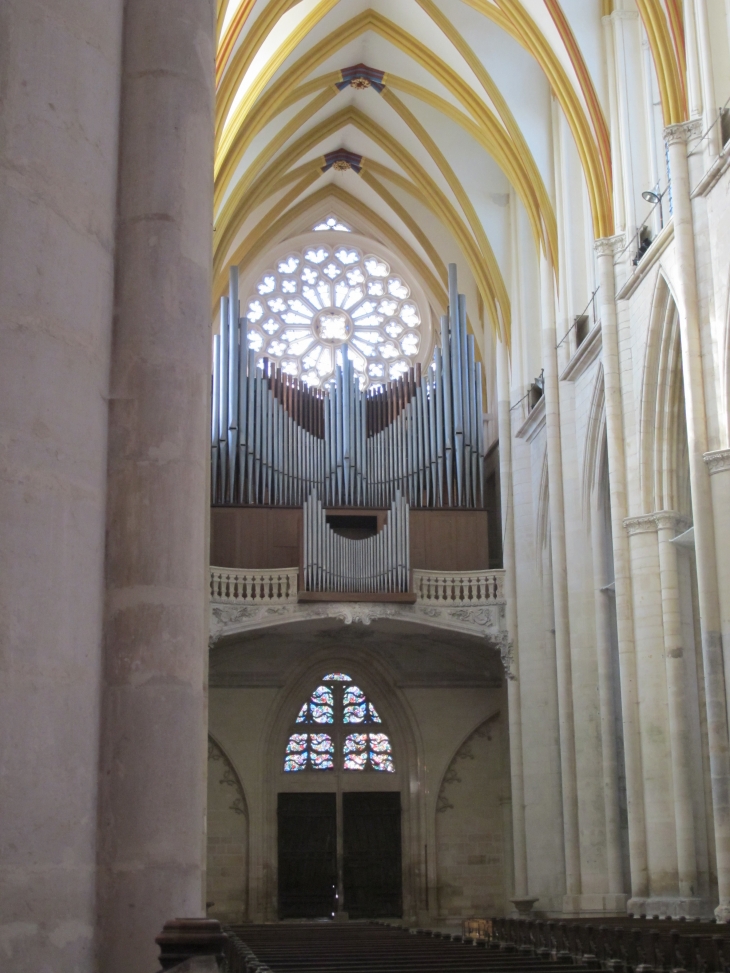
414 0 557 267
214 184 449 324
217 0 341 150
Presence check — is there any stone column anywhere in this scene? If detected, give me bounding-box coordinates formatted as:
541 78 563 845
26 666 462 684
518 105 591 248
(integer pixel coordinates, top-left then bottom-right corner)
595 236 649 905
539 254 581 902
665 122 730 921
96 1 215 971
705 449 730 696
656 512 699 907
496 340 529 900
624 515 678 909
590 497 625 898
0 1 122 970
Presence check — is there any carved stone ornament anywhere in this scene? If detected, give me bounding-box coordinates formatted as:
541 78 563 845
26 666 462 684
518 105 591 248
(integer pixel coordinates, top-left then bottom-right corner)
663 120 702 146
594 234 626 257
653 510 692 533
704 448 730 475
624 510 691 535
210 599 511 673
623 513 659 535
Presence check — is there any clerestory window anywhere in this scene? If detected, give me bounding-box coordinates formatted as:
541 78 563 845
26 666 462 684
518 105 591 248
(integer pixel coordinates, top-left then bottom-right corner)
284 673 394 773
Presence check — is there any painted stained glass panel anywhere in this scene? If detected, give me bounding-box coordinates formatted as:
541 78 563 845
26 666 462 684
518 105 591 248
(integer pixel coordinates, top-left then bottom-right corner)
343 733 368 770
284 734 308 772
310 734 335 769
369 733 395 772
322 672 352 681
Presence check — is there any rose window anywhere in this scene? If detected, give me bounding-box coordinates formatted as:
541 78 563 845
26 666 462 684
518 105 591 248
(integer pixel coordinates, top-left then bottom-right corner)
245 246 422 390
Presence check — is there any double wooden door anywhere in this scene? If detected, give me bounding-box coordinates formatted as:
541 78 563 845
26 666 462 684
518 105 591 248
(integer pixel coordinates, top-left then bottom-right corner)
277 791 402 919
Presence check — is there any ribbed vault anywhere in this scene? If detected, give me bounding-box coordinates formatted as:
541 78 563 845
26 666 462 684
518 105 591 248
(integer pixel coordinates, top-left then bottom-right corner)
213 0 689 349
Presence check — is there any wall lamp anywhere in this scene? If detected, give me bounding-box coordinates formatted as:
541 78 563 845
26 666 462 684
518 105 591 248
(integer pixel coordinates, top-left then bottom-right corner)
642 186 667 228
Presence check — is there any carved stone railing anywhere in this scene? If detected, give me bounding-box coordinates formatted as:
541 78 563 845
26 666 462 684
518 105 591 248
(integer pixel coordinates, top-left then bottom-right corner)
412 569 504 605
210 567 298 604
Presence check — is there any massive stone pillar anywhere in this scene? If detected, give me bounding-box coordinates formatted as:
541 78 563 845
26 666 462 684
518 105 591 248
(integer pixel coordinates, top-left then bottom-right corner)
0 1 122 970
665 122 730 921
96 0 215 970
539 254 581 904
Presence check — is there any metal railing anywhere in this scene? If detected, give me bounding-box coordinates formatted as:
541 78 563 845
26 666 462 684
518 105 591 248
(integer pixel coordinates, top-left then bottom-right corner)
412 569 505 604
210 567 299 604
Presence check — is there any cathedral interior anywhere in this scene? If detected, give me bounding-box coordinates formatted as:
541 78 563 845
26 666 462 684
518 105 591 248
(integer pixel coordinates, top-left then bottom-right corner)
4 1 730 972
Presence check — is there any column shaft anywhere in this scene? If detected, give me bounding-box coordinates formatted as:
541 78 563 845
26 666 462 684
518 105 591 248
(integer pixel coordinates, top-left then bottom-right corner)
97 0 216 970
625 518 679 901
590 500 624 895
497 341 528 899
0 1 122 969
539 254 581 899
595 239 649 901
656 515 698 900
666 124 730 919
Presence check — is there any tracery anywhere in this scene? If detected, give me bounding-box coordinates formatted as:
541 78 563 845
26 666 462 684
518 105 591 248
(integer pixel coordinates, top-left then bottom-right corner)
284 674 394 773
245 242 422 391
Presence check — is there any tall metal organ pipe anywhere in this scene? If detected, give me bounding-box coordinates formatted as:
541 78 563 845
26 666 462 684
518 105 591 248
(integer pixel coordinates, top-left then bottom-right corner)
211 263 486 507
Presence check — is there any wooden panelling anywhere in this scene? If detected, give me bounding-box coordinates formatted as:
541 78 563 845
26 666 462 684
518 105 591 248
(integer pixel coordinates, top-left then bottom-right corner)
210 507 489 572
409 510 489 571
211 507 301 568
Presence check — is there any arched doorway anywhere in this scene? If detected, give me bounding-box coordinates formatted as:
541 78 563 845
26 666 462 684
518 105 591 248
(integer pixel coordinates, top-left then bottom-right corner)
277 672 403 920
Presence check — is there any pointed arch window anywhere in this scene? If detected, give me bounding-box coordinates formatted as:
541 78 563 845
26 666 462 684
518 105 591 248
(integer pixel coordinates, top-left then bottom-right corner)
284 675 394 773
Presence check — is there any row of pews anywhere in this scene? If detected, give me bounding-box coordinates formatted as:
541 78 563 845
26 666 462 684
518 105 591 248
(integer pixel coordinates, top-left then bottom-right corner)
229 921 582 973
487 914 730 973
225 914 730 973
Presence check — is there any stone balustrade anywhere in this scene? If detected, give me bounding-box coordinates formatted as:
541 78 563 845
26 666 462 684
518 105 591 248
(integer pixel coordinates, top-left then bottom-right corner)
210 567 299 604
412 569 505 605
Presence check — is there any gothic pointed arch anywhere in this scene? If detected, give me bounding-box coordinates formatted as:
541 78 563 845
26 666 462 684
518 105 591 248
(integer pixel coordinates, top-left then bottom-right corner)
639 273 691 517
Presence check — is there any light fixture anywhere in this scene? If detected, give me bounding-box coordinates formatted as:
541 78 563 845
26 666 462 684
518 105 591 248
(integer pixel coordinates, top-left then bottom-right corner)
641 185 666 229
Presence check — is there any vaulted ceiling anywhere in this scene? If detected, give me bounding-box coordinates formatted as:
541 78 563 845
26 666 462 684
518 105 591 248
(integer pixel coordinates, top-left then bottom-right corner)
213 0 688 347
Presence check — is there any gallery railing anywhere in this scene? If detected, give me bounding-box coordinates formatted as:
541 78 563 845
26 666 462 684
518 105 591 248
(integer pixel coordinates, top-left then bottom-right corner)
412 569 504 605
209 568 299 604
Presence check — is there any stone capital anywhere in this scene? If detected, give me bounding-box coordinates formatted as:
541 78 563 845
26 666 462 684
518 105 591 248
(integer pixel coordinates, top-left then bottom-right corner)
654 510 692 534
704 448 730 475
623 513 658 535
594 234 625 257
664 120 702 146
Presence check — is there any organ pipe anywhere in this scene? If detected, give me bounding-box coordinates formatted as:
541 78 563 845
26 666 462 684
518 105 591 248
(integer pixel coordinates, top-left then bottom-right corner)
303 491 409 593
211 263 486 508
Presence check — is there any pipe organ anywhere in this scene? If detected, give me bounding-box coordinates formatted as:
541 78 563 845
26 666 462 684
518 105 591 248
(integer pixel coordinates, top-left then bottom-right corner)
211 263 485 508
303 492 409 593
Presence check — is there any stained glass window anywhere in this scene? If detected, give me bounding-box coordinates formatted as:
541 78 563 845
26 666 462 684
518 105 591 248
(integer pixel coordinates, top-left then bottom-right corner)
343 732 394 772
284 732 334 771
284 733 308 772
295 685 334 724
369 733 395 772
245 246 423 390
343 685 382 723
285 677 393 772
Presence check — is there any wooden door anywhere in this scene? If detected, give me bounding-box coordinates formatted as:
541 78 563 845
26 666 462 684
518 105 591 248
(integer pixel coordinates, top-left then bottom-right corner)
277 793 337 918
342 792 402 918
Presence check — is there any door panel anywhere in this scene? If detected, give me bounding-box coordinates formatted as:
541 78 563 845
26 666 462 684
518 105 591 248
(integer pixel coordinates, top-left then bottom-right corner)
342 792 402 918
277 793 337 919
